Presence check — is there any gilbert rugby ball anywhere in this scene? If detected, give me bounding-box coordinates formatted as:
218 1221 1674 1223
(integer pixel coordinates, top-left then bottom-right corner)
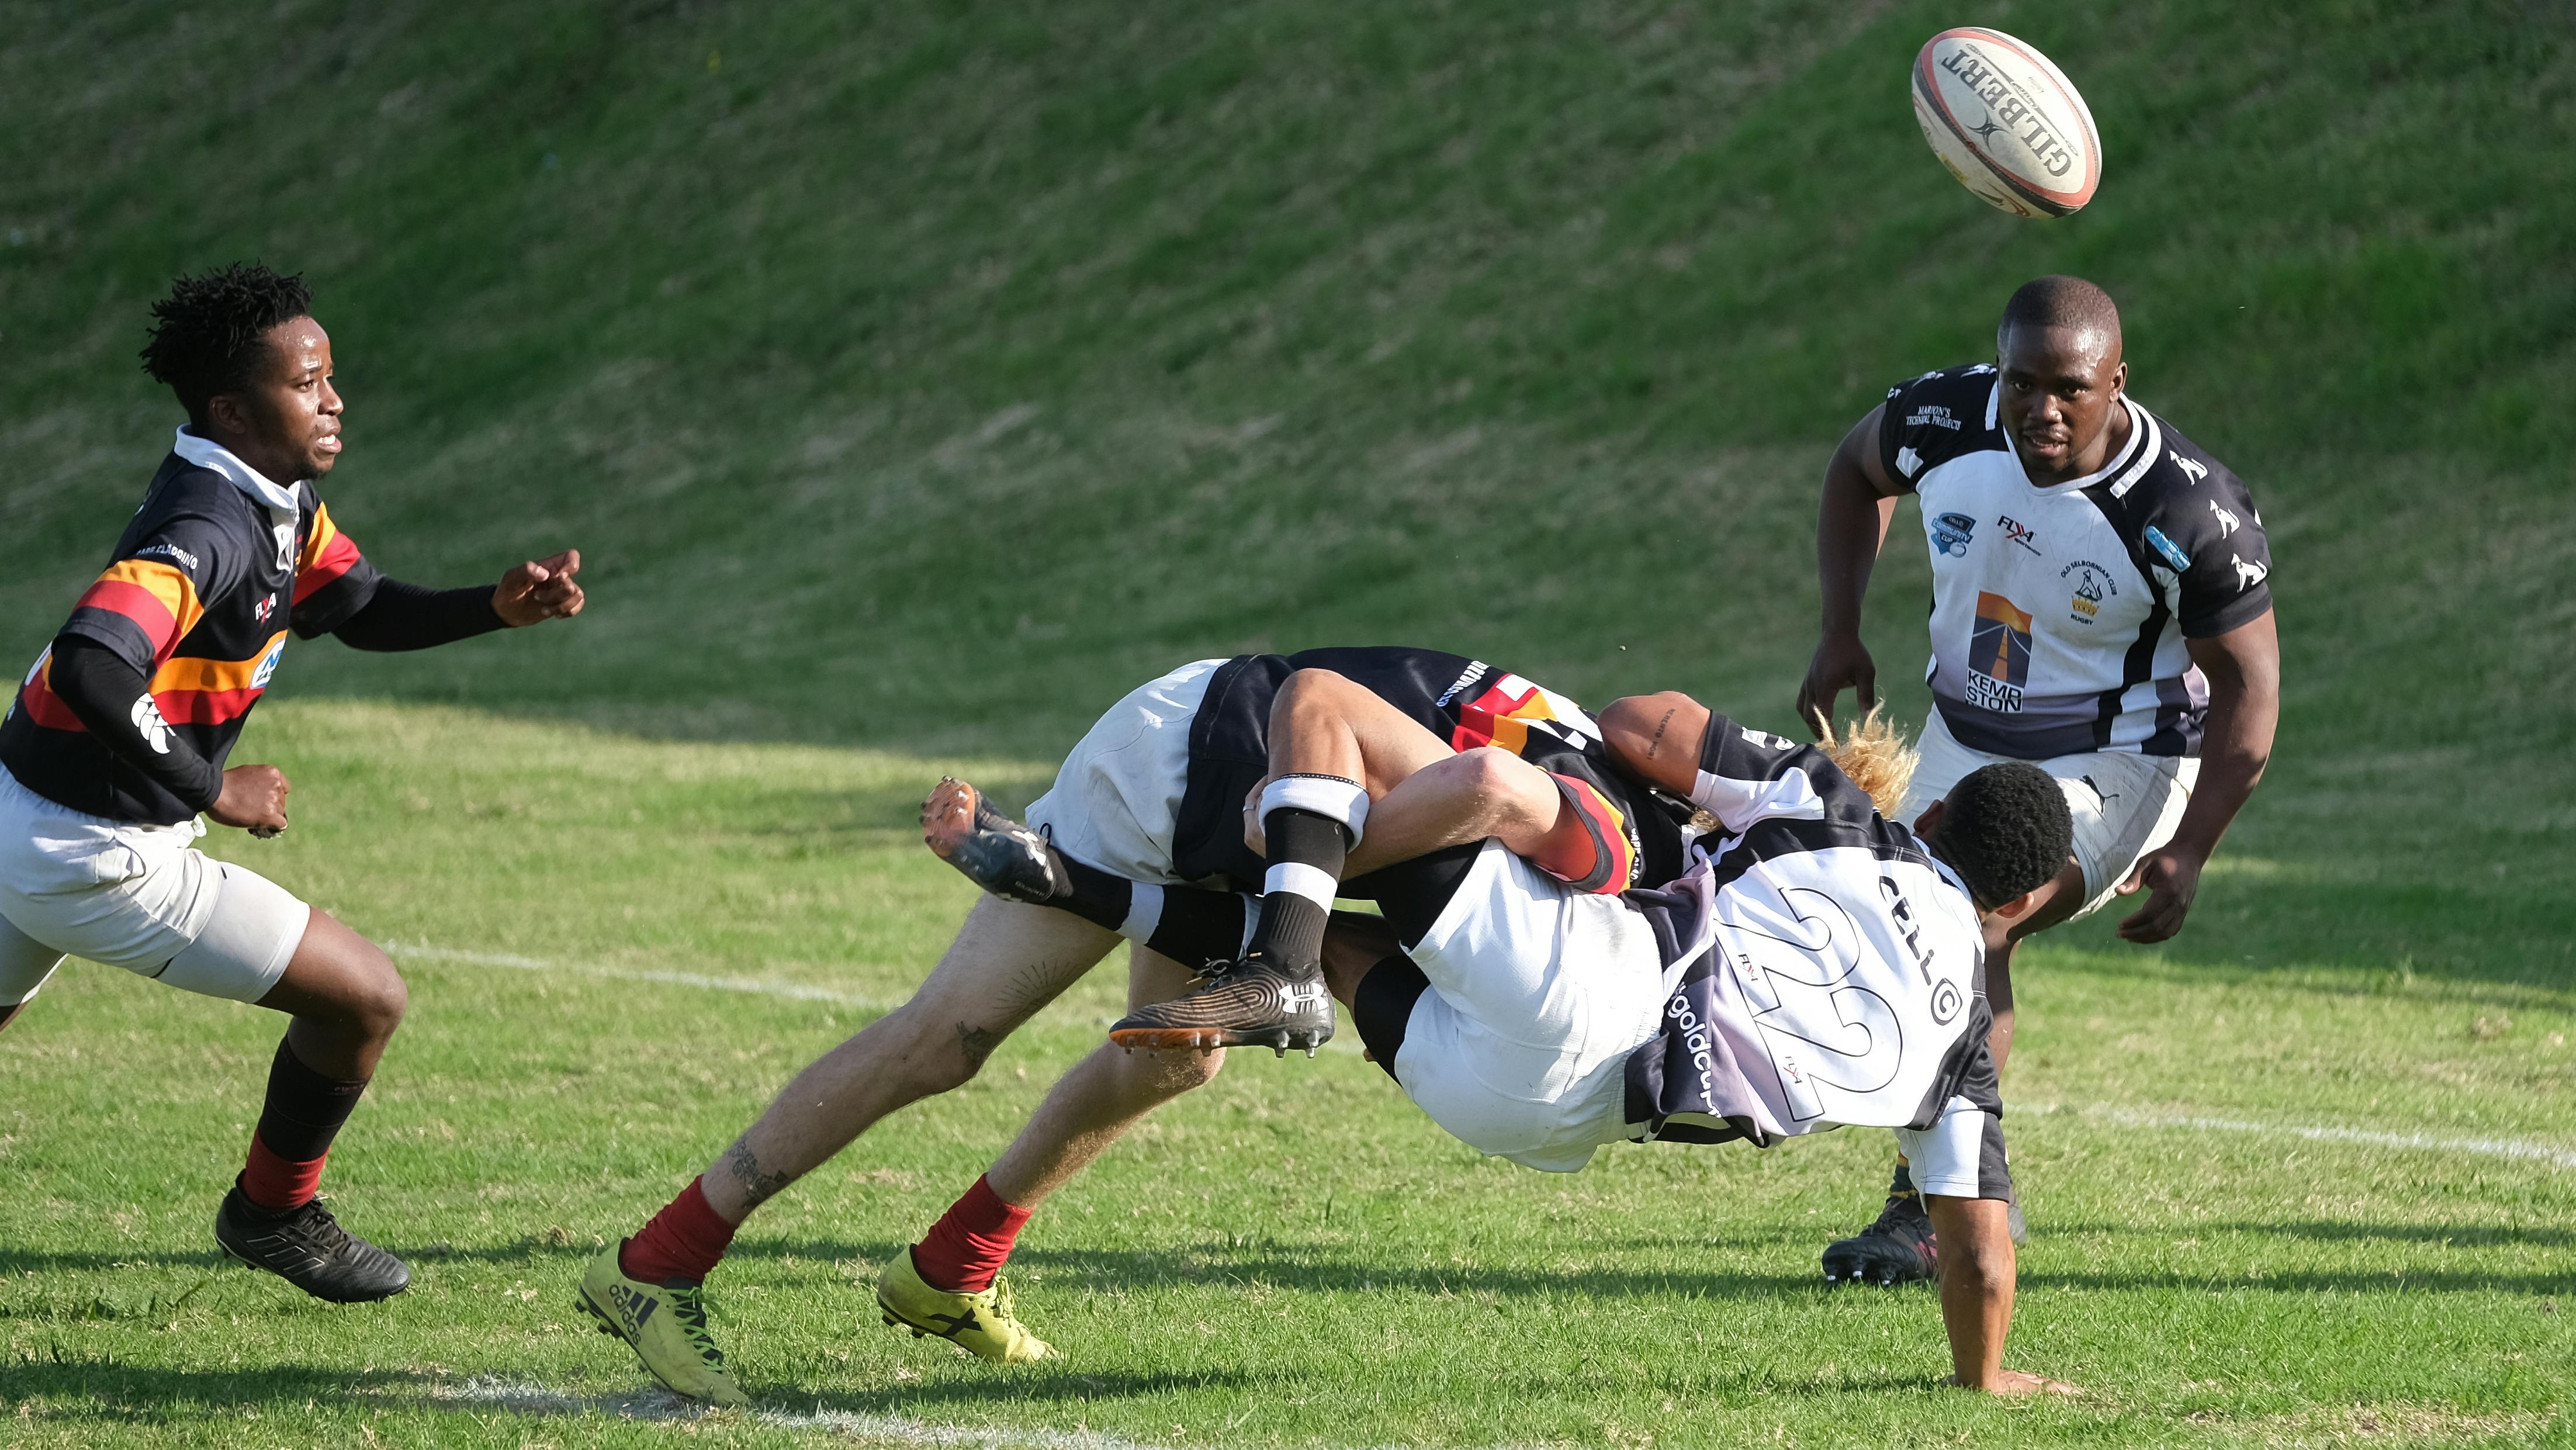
1910 28 2100 218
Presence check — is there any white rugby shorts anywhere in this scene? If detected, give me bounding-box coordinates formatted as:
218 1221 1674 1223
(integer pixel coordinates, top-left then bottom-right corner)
1022 659 1226 885
1391 840 1668 1173
0 766 310 1006
1899 712 2198 918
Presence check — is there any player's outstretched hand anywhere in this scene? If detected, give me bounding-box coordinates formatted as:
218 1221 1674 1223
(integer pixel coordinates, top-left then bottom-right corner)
1956 1368 2083 1396
2114 845 2203 942
1795 633 1876 739
494 549 586 627
210 763 291 836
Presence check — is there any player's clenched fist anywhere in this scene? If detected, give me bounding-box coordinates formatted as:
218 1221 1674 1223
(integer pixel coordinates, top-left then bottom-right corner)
210 763 291 836
494 548 585 627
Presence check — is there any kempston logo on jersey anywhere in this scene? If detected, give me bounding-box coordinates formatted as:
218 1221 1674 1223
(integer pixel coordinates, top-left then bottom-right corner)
2169 450 2208 485
1997 515 2041 555
2208 499 2241 537
136 542 200 571
2059 559 2117 624
1930 511 1976 556
1967 591 2033 712
1907 404 1962 431
2143 525 2192 572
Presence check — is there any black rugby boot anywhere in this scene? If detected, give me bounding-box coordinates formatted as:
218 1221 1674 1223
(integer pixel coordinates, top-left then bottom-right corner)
921 777 1070 906
216 1181 413 1303
1108 954 1335 1057
1820 1164 1939 1288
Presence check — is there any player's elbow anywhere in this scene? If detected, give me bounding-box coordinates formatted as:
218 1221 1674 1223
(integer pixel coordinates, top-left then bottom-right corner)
1599 692 1688 758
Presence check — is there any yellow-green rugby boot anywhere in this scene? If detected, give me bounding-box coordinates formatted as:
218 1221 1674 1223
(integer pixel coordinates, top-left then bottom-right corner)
577 1244 749 1407
876 1248 1055 1362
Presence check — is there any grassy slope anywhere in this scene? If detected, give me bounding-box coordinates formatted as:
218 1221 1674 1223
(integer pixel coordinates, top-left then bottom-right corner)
0 0 2571 1442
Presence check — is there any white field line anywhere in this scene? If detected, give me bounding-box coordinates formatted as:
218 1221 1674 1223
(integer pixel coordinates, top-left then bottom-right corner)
2083 1106 2576 1170
385 942 897 1012
435 1376 1365 1449
397 941 2576 1173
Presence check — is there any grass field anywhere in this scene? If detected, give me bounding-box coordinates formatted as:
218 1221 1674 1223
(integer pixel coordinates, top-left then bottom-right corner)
0 702 2568 1448
2 0 2574 1444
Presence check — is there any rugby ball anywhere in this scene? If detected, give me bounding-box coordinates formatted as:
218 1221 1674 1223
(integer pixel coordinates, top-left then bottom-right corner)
1910 28 2101 218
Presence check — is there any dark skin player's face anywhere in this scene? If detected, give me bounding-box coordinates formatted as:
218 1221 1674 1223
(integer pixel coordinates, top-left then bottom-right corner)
203 317 342 483
1995 324 2127 485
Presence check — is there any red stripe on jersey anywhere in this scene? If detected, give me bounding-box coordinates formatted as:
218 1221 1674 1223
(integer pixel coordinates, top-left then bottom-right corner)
292 531 362 605
154 685 264 728
15 677 86 732
72 581 181 655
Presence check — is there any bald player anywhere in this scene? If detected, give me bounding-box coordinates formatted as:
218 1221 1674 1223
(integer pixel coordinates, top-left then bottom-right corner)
1796 275 2280 1285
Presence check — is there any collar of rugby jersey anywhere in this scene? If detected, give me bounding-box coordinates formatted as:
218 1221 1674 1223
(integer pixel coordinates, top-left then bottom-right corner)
171 426 303 522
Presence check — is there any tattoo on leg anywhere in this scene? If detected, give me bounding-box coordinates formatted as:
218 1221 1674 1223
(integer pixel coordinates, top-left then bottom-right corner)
955 1021 1003 1071
1646 708 1677 759
722 1138 794 1209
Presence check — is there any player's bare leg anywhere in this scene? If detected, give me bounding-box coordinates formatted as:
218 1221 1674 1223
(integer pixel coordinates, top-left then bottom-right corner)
875 942 1217 1362
581 895 1116 1401
702 897 1117 1222
216 909 414 1303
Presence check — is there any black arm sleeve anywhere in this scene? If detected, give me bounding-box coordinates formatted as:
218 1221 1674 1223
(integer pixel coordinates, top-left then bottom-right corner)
46 636 224 812
328 578 507 652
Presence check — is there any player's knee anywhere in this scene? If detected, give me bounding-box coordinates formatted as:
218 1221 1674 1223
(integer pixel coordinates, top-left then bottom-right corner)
347 954 408 1044
874 1002 1000 1093
1457 747 1549 825
1131 1041 1225 1096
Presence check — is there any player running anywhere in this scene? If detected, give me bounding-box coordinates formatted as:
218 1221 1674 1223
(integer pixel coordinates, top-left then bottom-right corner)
578 648 1692 1404
1796 275 2280 1285
915 683 2078 1394
0 264 586 1302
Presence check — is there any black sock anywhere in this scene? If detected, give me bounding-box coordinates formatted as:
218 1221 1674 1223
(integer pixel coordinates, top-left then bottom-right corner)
255 1036 370 1162
1245 807 1347 974
1051 854 1135 932
1048 856 1254 970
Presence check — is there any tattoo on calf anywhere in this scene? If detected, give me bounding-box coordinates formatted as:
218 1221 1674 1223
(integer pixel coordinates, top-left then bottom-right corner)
723 1138 794 1209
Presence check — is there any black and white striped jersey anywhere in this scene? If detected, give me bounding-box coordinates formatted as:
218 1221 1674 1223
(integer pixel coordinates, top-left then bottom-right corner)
1881 364 2273 759
1618 715 2008 1196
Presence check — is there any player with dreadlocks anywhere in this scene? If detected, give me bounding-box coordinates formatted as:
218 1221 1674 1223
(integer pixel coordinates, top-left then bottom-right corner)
0 263 586 1302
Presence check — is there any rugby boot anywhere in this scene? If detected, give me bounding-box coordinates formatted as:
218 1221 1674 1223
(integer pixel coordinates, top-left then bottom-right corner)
214 1181 412 1303
575 1244 749 1407
876 1247 1055 1363
1820 1174 1939 1288
922 778 1068 906
1107 952 1334 1057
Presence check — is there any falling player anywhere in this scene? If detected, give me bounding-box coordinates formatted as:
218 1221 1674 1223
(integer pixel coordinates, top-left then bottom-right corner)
915 683 2079 1394
0 264 586 1302
577 649 1696 1404
1796 274 2279 1284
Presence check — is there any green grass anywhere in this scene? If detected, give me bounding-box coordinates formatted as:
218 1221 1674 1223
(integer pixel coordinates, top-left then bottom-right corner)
1 0 2573 1442
0 703 2568 1448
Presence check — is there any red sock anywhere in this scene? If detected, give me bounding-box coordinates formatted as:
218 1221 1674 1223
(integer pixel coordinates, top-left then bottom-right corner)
240 1132 327 1211
618 1176 738 1285
911 1175 1033 1293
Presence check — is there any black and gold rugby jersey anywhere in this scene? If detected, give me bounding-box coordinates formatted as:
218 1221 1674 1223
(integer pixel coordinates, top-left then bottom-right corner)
1169 647 1697 893
0 431 382 823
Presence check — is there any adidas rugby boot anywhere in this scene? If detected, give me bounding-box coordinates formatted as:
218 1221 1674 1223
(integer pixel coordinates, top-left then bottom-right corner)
876 1247 1054 1363
1821 1171 1939 1288
1107 953 1334 1056
214 1181 411 1303
922 778 1068 906
576 1244 749 1407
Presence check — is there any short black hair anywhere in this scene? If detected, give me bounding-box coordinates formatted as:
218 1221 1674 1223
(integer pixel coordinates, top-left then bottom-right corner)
1997 274 2120 349
139 262 313 424
1928 762 2074 911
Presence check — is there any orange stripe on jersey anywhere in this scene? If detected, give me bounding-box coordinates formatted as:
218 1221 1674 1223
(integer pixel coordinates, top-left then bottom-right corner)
75 560 203 657
149 632 287 698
